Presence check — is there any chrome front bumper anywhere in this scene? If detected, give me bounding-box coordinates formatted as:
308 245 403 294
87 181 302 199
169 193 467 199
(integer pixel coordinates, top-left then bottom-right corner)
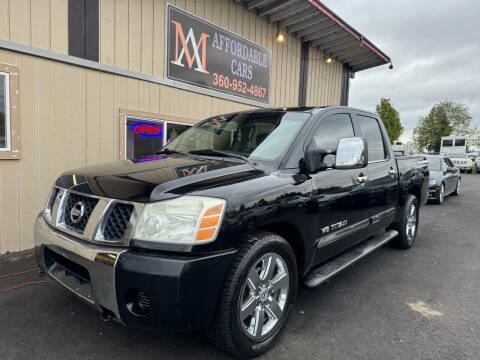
34 214 126 321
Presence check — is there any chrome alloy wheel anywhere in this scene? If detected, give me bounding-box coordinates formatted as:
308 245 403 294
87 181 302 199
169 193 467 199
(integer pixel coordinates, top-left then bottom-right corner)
456 178 461 194
406 203 417 243
239 252 290 340
439 184 445 203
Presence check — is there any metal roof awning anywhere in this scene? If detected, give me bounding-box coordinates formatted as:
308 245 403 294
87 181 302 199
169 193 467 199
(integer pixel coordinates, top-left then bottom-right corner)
244 0 391 72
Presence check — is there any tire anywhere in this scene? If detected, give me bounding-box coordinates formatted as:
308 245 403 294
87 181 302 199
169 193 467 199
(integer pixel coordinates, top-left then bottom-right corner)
209 232 298 359
453 177 461 196
390 195 419 250
435 183 445 204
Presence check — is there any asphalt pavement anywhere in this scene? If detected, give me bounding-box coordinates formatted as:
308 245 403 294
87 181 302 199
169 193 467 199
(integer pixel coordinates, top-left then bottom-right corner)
1 174 479 360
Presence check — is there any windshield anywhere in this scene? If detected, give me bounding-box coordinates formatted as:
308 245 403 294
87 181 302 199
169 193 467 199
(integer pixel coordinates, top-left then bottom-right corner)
427 158 442 171
446 153 468 158
163 111 309 161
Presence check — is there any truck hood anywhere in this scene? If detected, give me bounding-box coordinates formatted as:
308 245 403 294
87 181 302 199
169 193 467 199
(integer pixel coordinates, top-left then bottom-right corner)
55 154 265 202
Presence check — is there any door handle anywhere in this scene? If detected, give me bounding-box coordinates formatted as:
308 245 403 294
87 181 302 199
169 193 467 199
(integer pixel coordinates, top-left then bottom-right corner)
357 173 368 183
388 167 396 176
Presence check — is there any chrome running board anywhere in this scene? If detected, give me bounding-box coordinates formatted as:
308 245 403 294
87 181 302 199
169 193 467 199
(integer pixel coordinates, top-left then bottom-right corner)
304 229 399 288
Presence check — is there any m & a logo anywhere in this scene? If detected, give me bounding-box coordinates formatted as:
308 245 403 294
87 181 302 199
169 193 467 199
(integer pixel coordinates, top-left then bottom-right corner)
170 20 210 74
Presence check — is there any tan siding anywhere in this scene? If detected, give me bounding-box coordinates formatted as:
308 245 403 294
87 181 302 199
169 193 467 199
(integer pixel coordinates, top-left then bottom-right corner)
100 0 115 65
50 0 68 54
0 0 9 40
115 0 129 68
139 80 150 112
0 51 19 253
54 63 71 173
100 73 115 161
128 0 142 71
152 0 166 77
70 67 87 168
9 0 30 45
18 55 36 249
141 0 154 74
37 59 55 222
31 0 50 49
86 70 101 165
113 75 127 158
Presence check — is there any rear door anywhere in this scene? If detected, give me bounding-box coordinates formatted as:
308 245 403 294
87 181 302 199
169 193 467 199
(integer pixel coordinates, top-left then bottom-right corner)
444 157 457 192
307 111 372 265
354 113 398 235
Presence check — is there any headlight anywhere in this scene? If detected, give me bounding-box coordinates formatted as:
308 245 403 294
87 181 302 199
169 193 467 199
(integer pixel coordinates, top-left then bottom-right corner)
132 196 226 245
429 179 437 185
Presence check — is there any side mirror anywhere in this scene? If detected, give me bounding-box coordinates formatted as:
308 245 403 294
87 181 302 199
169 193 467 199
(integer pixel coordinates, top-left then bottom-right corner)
304 149 329 173
335 137 368 169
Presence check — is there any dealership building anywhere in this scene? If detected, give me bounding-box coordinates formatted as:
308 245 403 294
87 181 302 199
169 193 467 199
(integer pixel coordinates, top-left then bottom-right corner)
0 0 390 253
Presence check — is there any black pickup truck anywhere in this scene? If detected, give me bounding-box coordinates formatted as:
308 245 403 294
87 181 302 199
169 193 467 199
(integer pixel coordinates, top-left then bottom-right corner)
35 107 428 359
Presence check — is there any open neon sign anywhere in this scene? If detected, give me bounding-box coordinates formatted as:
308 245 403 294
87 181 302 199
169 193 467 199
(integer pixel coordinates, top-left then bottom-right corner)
130 121 163 137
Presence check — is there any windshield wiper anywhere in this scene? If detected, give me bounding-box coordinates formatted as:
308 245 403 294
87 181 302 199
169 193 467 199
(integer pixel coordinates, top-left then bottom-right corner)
156 148 188 156
188 149 257 166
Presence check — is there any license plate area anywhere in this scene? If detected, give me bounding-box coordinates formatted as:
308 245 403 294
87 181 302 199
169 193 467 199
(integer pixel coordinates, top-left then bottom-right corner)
44 247 94 304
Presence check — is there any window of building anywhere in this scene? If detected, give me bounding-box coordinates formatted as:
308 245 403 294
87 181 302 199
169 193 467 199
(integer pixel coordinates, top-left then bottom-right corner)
310 113 355 167
68 0 99 61
442 139 453 146
125 116 192 160
0 63 20 160
358 115 387 162
0 72 10 151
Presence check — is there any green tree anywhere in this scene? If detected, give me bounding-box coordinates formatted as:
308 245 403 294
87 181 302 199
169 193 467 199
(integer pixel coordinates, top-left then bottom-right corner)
375 98 404 143
413 100 473 153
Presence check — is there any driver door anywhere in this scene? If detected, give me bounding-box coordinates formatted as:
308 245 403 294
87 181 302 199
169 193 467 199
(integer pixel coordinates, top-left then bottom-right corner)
308 112 371 265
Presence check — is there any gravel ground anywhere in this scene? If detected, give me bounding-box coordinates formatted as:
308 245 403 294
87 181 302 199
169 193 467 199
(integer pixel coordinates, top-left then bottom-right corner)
1 174 479 360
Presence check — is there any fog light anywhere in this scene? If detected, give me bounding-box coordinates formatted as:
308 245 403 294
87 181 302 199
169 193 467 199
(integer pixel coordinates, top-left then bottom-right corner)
126 289 151 317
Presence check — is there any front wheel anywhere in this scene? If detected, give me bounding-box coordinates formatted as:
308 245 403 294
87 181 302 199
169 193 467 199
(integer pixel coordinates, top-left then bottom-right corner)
390 195 419 249
209 232 298 359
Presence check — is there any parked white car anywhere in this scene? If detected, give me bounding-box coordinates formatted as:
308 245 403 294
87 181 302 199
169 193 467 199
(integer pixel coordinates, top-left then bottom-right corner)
445 153 473 172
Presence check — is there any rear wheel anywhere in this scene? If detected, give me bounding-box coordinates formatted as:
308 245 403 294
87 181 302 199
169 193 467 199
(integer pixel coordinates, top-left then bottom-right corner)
209 232 298 359
435 184 445 204
390 195 419 249
453 177 461 195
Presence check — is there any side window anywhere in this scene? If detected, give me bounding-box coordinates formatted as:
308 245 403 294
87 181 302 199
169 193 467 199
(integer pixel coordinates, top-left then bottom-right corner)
446 158 454 167
310 113 354 167
358 115 387 162
443 158 450 168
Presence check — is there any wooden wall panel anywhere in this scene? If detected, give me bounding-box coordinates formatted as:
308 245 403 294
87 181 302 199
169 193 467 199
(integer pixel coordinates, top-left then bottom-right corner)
86 70 101 165
100 73 115 161
54 63 71 173
115 0 129 68
128 0 142 71
9 0 30 45
0 0 9 40
70 67 87 168
100 0 115 65
37 59 55 221
50 0 68 54
31 0 51 50
152 0 166 77
141 0 154 74
0 51 19 253
18 55 36 249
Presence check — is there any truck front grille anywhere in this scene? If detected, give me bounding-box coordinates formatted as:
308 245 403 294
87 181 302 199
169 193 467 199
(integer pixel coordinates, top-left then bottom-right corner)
48 188 141 246
64 193 99 233
103 203 134 241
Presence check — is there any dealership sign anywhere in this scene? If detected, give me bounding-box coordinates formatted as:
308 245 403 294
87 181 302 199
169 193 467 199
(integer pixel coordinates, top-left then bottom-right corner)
167 4 271 103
